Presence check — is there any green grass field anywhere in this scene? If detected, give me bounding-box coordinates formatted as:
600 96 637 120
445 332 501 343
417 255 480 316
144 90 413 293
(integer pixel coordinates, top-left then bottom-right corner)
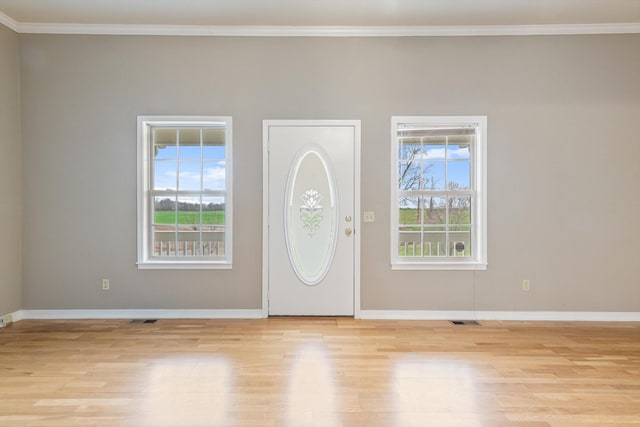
154 211 225 225
399 208 469 227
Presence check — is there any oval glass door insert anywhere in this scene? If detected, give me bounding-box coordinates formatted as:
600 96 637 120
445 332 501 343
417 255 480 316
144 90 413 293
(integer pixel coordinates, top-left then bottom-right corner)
284 145 338 285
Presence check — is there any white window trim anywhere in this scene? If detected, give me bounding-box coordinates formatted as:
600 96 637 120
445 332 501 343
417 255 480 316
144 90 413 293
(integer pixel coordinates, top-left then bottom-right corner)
137 115 233 269
390 116 487 271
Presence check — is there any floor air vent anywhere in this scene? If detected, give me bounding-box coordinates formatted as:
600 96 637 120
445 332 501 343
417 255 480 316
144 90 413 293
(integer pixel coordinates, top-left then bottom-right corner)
130 319 158 324
450 320 479 326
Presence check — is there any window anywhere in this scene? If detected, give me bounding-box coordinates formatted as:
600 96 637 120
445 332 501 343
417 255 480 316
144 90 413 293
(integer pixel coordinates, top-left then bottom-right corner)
137 116 232 269
391 116 486 270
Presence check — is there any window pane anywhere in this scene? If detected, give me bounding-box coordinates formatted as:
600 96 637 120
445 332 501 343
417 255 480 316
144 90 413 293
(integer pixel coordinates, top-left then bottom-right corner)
422 162 445 190
202 187 225 256
448 196 472 227
153 161 177 190
203 161 226 191
448 142 471 160
178 128 201 161
447 161 471 189
399 197 420 227
153 225 176 256
399 162 419 190
423 230 445 256
450 230 471 257
177 195 201 225
203 128 225 159
153 196 176 225
398 161 420 190
449 195 472 257
422 138 446 160
178 161 202 191
202 196 225 226
203 127 225 142
398 197 420 257
178 145 201 159
178 128 201 148
177 225 201 256
423 196 446 226
399 239 422 257
203 145 225 160
202 230 225 256
153 128 177 159
398 137 421 161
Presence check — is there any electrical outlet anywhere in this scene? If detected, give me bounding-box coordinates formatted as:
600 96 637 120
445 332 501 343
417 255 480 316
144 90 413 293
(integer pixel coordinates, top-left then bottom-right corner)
522 279 530 291
0 314 13 328
102 279 110 291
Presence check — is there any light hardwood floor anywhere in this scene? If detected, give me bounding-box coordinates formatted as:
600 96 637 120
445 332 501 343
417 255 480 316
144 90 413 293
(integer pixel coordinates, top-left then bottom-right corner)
1 318 639 426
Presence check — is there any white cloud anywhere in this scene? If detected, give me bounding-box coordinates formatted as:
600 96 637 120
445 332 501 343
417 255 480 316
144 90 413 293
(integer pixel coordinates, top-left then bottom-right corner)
448 147 470 159
179 171 199 179
204 167 225 180
421 147 469 160
423 148 446 159
416 147 469 160
204 167 226 190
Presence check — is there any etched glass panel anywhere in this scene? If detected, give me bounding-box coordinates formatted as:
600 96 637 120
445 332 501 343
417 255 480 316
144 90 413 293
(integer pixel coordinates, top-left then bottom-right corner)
285 147 338 285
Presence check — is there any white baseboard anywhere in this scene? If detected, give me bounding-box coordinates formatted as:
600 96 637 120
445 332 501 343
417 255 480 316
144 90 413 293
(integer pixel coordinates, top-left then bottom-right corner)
359 310 476 320
7 309 640 322
359 310 640 322
17 309 265 320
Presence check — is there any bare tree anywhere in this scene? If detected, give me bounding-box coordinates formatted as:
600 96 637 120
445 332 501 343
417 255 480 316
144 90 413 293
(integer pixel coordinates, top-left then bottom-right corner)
398 144 436 224
447 182 470 227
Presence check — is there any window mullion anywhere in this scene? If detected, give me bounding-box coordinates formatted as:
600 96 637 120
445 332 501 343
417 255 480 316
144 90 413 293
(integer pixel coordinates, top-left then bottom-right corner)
199 128 204 256
174 128 180 255
419 135 425 257
445 195 450 256
444 134 448 256
444 134 449 191
419 195 424 257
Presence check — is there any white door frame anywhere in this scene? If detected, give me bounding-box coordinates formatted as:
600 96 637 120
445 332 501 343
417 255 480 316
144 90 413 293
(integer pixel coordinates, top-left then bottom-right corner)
262 120 361 318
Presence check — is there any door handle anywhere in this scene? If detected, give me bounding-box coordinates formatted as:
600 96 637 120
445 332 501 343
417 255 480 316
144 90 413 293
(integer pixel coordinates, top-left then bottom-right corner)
345 228 353 236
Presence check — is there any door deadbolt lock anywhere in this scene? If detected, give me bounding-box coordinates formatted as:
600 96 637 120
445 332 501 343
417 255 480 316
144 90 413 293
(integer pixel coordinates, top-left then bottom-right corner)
345 215 352 222
345 228 353 236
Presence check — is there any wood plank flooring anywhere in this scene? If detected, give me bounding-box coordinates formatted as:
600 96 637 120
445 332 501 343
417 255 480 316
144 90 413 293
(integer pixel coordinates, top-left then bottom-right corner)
1 318 639 426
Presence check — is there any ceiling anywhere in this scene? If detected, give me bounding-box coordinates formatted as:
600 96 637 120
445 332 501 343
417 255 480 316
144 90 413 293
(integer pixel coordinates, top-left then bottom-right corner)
1 0 639 27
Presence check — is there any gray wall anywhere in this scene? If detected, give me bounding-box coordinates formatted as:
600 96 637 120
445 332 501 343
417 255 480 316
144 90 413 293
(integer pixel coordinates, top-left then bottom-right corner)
0 24 21 316
19 34 640 312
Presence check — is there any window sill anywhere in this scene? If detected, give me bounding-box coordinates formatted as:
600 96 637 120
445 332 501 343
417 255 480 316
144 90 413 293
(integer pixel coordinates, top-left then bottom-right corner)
137 261 232 270
391 261 487 271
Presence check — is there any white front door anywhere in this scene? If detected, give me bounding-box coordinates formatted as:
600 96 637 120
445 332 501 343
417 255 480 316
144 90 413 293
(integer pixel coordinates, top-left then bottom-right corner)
263 120 360 316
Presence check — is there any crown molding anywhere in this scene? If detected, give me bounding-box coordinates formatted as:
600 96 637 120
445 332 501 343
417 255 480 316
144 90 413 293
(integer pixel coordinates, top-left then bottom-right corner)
13 22 640 37
0 11 18 32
